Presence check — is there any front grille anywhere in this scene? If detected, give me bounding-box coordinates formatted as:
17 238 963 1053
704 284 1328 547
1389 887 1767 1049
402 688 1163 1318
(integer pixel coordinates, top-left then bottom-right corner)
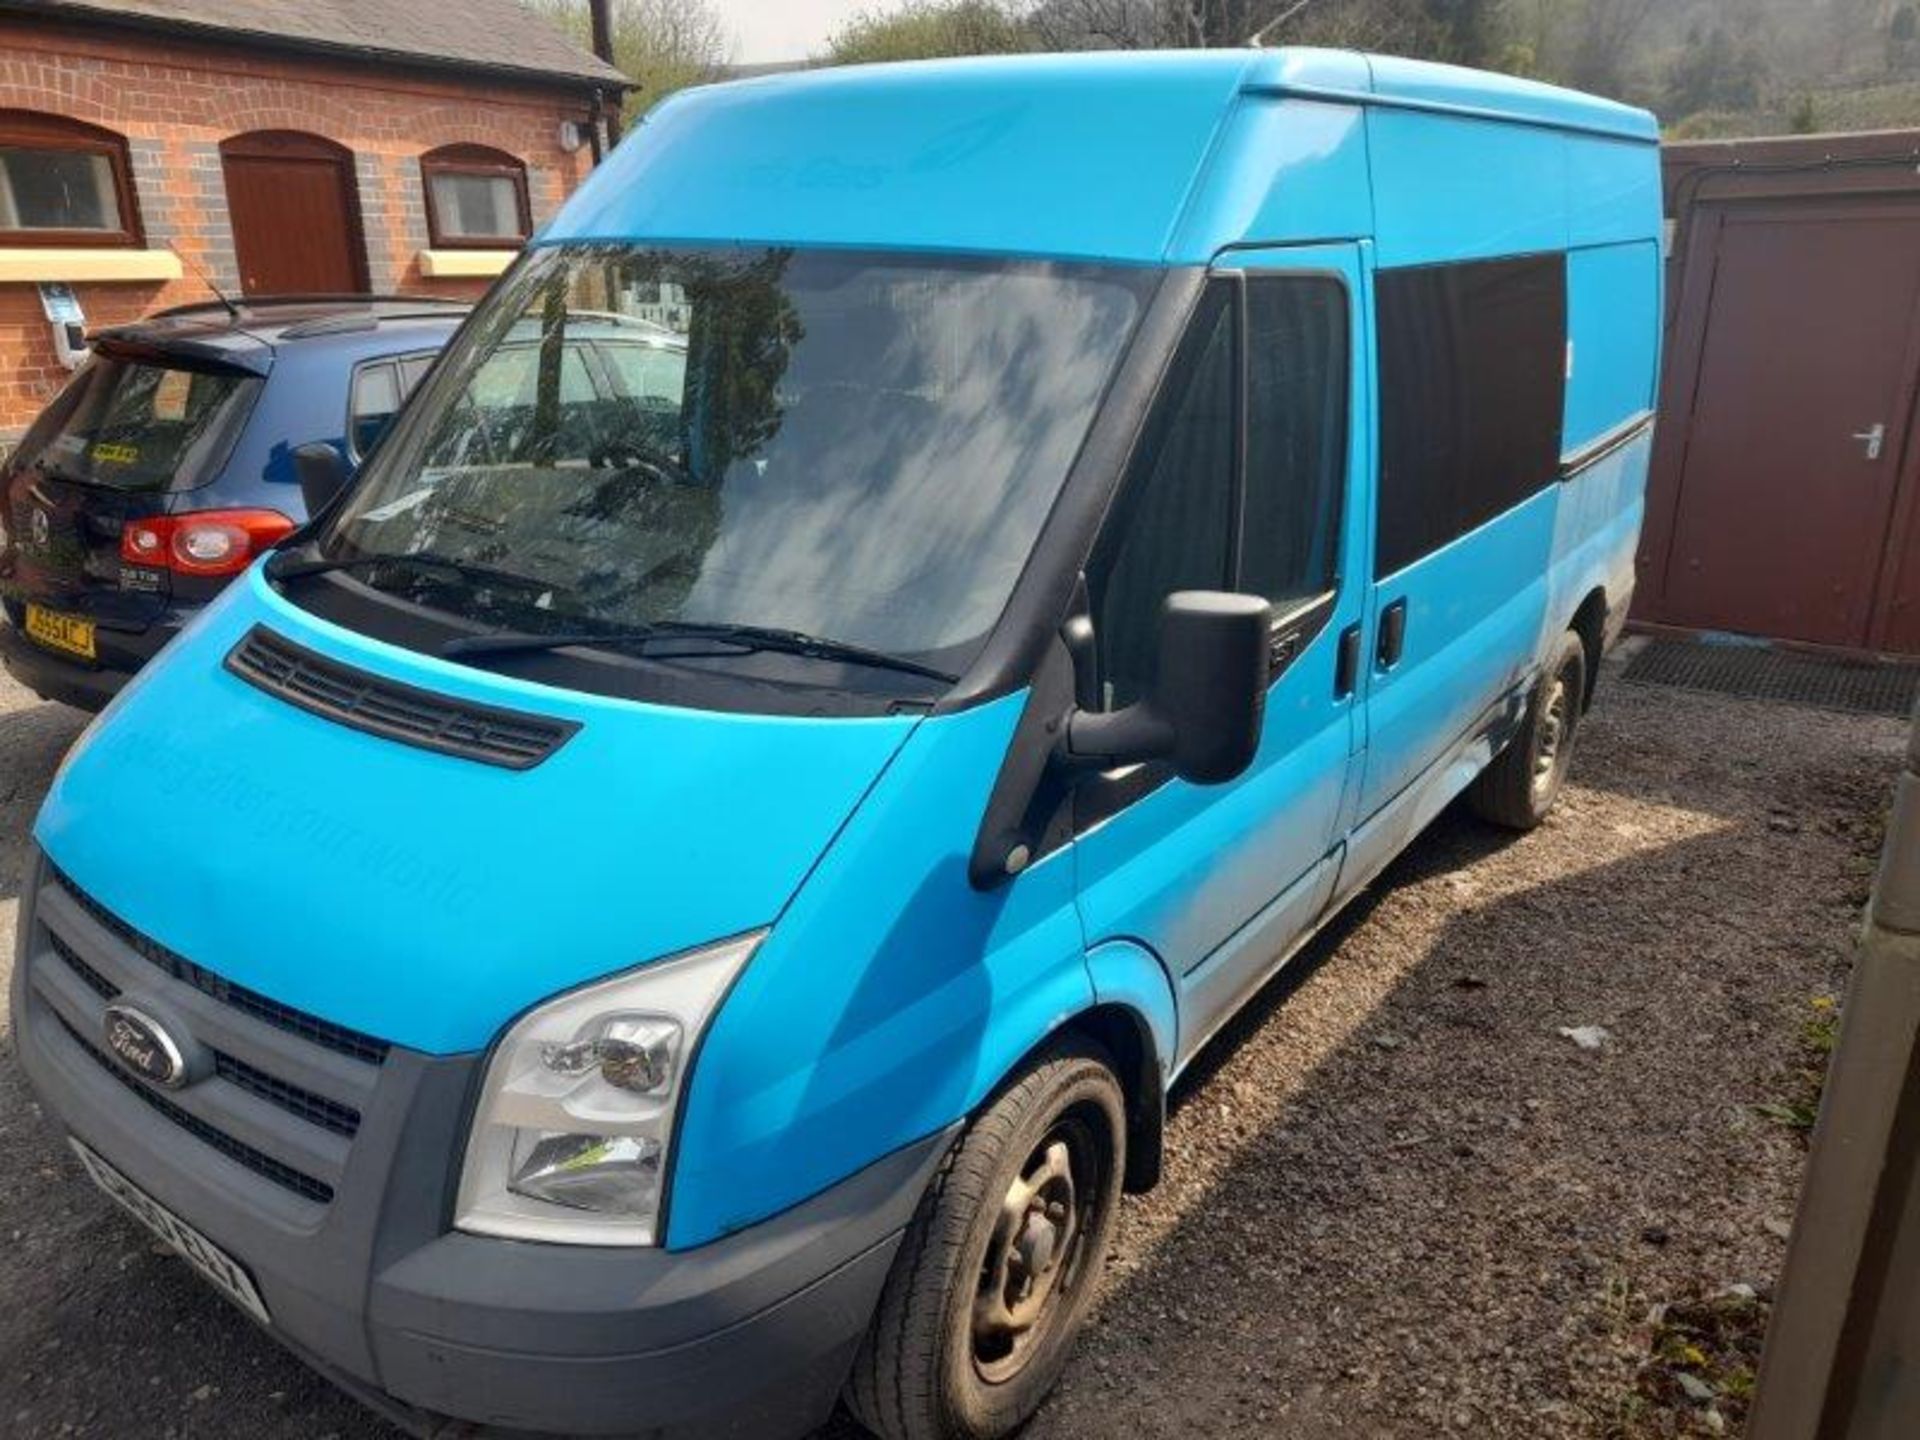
185 971 389 1069
225 624 578 770
32 863 391 1212
50 865 389 1066
43 903 366 1143
213 1052 361 1139
48 930 116 1000
55 1013 335 1205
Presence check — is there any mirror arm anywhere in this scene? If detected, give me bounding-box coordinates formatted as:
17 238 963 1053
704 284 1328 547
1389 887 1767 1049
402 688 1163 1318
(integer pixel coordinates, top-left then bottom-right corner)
1059 703 1175 773
969 590 1269 890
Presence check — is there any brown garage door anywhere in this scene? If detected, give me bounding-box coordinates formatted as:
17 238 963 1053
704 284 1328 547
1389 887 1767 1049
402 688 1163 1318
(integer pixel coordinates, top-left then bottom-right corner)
221 131 368 298
1652 200 1920 650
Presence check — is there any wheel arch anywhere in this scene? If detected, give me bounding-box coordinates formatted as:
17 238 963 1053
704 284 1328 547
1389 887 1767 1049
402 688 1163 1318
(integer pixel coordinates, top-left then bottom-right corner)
1072 939 1179 1193
1051 1002 1165 1193
1569 586 1609 711
939 997 1167 1212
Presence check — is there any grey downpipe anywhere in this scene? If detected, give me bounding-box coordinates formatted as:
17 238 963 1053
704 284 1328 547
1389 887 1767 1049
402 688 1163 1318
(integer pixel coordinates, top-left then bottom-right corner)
1748 704 1920 1439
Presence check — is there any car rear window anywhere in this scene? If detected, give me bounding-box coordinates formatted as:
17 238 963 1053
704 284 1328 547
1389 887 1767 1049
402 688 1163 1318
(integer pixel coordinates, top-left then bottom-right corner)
10 354 260 493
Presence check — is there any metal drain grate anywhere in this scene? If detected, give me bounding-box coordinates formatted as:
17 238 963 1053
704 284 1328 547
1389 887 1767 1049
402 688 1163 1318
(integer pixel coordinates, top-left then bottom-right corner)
1621 639 1920 717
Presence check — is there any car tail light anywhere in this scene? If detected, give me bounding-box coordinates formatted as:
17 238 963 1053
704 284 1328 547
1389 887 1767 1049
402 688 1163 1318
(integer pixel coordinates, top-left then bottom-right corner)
120 510 295 578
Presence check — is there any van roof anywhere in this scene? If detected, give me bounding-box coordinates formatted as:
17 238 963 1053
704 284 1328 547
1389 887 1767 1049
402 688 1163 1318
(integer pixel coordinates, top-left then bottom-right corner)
546 49 1658 267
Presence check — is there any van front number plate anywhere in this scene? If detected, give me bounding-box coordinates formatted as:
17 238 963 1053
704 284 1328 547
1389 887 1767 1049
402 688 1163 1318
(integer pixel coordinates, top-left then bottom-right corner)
24 604 95 661
69 1138 271 1326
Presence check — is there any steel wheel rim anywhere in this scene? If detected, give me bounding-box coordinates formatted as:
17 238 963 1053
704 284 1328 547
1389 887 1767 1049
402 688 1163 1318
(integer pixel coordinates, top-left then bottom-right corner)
971 1114 1099 1384
1531 666 1575 800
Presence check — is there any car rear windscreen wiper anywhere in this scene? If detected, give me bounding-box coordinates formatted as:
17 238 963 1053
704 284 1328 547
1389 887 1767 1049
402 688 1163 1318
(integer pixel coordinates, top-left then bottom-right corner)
27 455 88 487
264 548 550 595
440 620 960 685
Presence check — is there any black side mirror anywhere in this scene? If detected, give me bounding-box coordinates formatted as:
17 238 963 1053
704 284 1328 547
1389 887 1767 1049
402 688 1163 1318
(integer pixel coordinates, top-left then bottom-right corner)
293 442 350 521
1063 591 1271 785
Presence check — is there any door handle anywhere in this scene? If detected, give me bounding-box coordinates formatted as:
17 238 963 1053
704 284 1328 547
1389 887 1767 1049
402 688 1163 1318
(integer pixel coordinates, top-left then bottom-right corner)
1855 423 1887 461
1334 622 1362 699
1377 599 1408 670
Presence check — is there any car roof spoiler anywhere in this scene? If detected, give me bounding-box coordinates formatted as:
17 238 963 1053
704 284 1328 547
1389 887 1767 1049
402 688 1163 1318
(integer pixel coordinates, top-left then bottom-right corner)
87 331 274 378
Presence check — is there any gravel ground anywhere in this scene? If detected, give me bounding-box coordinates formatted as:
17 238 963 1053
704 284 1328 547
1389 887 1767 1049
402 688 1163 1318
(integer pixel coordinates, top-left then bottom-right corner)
0 653 1904 1439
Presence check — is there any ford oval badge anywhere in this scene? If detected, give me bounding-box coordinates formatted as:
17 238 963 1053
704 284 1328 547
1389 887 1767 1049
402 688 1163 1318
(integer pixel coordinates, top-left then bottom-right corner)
103 1004 187 1089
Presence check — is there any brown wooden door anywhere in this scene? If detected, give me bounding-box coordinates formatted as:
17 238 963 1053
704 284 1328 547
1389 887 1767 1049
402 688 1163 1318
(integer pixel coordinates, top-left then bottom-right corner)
1656 202 1920 649
221 132 368 297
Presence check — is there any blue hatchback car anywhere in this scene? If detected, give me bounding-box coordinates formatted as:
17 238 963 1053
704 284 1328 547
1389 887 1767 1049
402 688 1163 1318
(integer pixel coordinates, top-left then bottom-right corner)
14 50 1662 1440
0 296 470 710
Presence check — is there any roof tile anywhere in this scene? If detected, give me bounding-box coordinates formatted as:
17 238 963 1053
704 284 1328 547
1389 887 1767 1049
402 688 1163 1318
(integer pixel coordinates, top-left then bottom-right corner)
22 0 628 88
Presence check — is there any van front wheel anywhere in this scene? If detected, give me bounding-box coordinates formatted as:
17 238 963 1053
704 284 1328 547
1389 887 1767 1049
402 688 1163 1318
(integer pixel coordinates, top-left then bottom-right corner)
844 1041 1126 1440
1471 630 1587 830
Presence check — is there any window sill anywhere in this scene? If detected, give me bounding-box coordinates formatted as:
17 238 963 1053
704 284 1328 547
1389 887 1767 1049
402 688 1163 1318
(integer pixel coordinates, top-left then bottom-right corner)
417 248 519 279
0 247 184 283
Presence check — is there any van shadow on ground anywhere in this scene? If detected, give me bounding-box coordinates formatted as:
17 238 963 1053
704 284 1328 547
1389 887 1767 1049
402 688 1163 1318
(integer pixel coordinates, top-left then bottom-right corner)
1012 690 1891 1438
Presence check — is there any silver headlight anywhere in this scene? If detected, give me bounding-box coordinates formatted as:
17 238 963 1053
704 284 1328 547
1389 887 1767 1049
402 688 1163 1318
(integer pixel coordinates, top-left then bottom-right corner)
454 931 763 1246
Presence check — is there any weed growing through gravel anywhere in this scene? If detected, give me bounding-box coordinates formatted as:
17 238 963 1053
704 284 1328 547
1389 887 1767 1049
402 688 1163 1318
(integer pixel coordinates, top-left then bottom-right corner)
1637 1286 1767 1436
1753 994 1841 1136
1594 1276 1770 1437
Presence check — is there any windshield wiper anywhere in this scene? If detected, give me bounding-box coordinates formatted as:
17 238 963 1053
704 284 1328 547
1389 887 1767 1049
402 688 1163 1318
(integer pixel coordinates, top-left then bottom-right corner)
28 455 88 487
265 548 549 595
441 620 960 685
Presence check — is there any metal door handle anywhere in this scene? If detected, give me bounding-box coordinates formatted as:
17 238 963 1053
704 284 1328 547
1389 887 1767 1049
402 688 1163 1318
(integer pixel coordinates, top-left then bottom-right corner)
1377 599 1408 670
1334 623 1362 699
1855 423 1887 461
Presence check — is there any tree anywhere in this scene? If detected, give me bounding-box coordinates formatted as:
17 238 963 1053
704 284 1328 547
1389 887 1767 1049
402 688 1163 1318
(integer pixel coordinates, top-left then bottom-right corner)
1424 0 1509 66
1891 4 1920 72
1665 24 1762 120
522 0 734 103
1155 0 1268 47
1259 0 1516 70
824 2 1038 64
1822 0 1886 78
1554 0 1659 97
1024 0 1160 50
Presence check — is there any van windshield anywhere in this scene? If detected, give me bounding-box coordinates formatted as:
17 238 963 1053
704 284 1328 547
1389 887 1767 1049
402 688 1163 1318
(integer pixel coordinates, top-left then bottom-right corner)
318 245 1156 673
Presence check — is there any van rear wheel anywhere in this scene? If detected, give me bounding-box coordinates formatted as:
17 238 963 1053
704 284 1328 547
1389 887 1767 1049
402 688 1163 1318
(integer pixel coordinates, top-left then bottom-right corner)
844 1041 1126 1440
1470 630 1586 830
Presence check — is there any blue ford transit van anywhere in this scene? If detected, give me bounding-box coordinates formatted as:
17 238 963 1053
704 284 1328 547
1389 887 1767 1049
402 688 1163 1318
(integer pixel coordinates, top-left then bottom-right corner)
12 50 1661 1440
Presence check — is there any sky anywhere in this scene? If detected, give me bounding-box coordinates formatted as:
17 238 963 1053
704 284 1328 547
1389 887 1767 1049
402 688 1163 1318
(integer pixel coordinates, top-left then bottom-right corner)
713 0 882 62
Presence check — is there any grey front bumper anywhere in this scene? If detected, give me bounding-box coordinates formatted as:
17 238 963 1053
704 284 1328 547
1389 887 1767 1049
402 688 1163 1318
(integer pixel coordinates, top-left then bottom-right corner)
11 850 954 1437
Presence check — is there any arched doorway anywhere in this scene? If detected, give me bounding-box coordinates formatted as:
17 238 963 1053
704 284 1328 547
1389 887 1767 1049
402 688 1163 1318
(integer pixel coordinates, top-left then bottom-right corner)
220 131 368 297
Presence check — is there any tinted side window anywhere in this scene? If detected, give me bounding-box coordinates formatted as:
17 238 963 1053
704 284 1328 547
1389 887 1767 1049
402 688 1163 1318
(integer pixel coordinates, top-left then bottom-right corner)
1242 276 1348 611
348 361 400 459
350 353 440 460
1375 254 1566 579
399 354 437 392
1088 284 1236 710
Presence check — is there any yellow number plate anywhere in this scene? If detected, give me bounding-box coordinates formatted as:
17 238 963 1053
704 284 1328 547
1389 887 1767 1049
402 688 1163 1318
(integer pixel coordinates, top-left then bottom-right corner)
23 604 96 661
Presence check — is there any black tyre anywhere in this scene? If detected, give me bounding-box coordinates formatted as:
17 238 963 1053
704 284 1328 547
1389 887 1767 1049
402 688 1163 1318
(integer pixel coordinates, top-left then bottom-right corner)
844 1041 1127 1440
1470 630 1587 830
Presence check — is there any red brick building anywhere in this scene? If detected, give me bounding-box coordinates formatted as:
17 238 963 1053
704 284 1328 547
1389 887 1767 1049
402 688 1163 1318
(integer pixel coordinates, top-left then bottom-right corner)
0 0 628 439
